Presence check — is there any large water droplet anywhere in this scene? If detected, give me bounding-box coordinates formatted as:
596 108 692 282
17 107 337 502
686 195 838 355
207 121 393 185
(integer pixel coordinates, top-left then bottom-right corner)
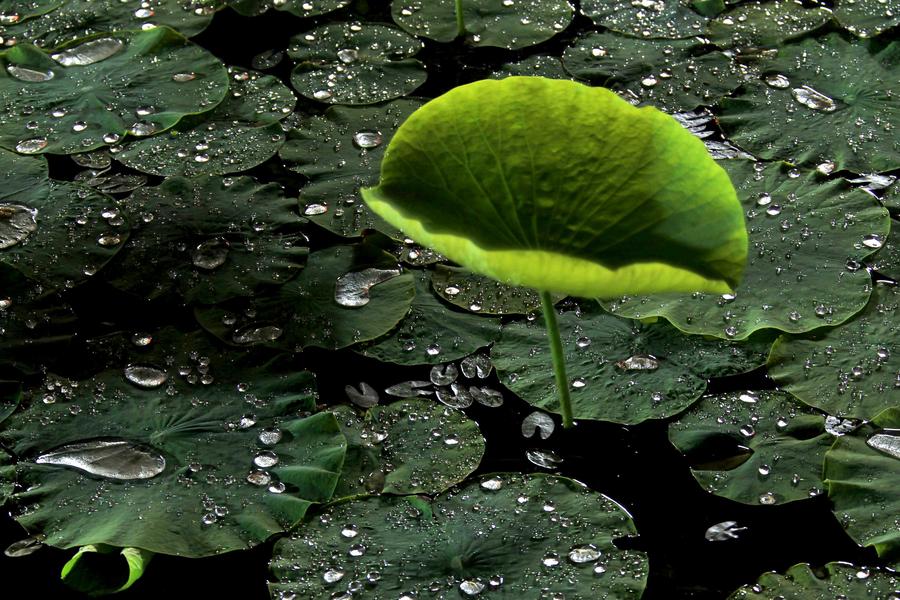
6 65 54 82
334 268 401 307
568 545 601 563
15 138 48 154
0 204 38 249
192 238 230 270
791 86 837 112
123 364 168 389
480 476 503 491
459 580 485 596
352 130 383 149
615 354 659 370
52 38 124 66
323 568 345 583
4 535 44 558
232 324 283 345
825 415 861 436
35 439 165 480
764 73 790 89
866 433 900 459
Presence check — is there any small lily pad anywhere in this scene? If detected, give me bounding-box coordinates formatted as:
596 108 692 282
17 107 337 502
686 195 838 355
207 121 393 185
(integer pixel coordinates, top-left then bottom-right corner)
581 0 708 39
706 1 833 49
269 473 648 600
391 0 574 49
491 54 573 80
288 22 426 105
833 0 900 38
727 562 900 599
0 368 346 557
562 32 742 112
768 284 900 421
604 161 889 340
102 175 307 303
824 406 900 565
430 264 560 315
281 99 422 238
116 67 295 177
357 270 500 365
330 399 484 499
228 0 350 18
0 27 229 155
195 243 415 350
718 34 900 173
668 390 831 505
491 303 770 424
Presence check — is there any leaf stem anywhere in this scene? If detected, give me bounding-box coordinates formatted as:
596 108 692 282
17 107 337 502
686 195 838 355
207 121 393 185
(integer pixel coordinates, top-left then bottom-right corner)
454 0 466 39
539 291 574 428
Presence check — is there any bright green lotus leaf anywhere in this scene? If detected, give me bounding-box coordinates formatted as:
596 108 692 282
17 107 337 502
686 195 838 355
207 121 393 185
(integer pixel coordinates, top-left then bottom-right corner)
281 100 422 239
330 399 484 499
824 407 900 565
562 32 742 112
269 473 648 599
431 264 563 315
604 161 889 340
390 0 574 49
61 544 154 595
0 27 229 156
727 562 900 600
0 367 346 557
0 0 220 49
706 1 832 49
768 285 900 421
491 303 771 424
288 23 426 105
357 270 500 365
718 35 900 173
362 77 748 299
102 175 306 303
227 0 349 18
834 0 900 38
581 0 708 39
668 391 831 506
491 54 573 80
115 67 295 177
194 243 415 350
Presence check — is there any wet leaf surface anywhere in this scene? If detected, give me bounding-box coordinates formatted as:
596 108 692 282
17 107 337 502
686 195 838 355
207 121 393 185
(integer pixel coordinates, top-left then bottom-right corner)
728 561 900 599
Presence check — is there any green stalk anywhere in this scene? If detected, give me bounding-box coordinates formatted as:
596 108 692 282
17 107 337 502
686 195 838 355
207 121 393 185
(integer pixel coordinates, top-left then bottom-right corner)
454 0 466 38
539 291 574 428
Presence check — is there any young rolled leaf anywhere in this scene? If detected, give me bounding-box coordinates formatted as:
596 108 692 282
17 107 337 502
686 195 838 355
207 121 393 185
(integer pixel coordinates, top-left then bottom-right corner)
361 77 747 299
61 545 154 596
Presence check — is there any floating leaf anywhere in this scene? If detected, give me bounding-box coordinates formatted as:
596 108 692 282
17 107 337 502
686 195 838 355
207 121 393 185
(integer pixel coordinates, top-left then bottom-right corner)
269 473 648 599
728 562 900 599
706 1 832 49
0 367 346 557
102 176 306 303
668 391 831 505
581 0 708 39
562 32 742 112
491 304 770 424
288 23 426 105
604 161 889 340
281 99 422 238
331 399 484 499
491 54 573 79
195 244 415 350
431 264 562 315
768 284 900 421
362 77 747 298
833 0 900 38
0 27 229 155
227 0 350 18
391 0 574 49
61 544 154 596
358 270 500 365
116 67 295 176
0 0 219 48
824 406 900 565
718 34 900 173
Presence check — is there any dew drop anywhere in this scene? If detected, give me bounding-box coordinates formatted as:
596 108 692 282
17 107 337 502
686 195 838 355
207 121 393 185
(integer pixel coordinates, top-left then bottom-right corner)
123 364 168 389
0 203 38 249
15 138 48 154
790 85 837 112
568 545 601 563
258 428 283 445
6 65 54 82
253 451 279 468
35 439 165 480
192 238 230 270
352 130 383 149
334 268 401 307
51 38 124 66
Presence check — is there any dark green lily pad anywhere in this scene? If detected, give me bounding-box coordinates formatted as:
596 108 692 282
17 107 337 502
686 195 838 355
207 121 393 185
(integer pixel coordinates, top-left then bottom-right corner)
0 0 219 49
668 391 831 505
0 367 347 557
728 562 900 599
0 27 229 155
195 243 415 350
768 285 900 421
269 473 648 599
604 161 889 340
491 303 770 424
491 54 573 79
331 399 484 499
562 32 742 112
288 23 426 105
706 1 832 49
281 99 421 238
115 67 295 177
431 264 560 316
227 0 349 18
581 0 707 39
102 175 307 303
718 34 900 173
357 270 500 365
883 183 900 213
825 407 900 565
834 0 900 38
391 0 574 49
